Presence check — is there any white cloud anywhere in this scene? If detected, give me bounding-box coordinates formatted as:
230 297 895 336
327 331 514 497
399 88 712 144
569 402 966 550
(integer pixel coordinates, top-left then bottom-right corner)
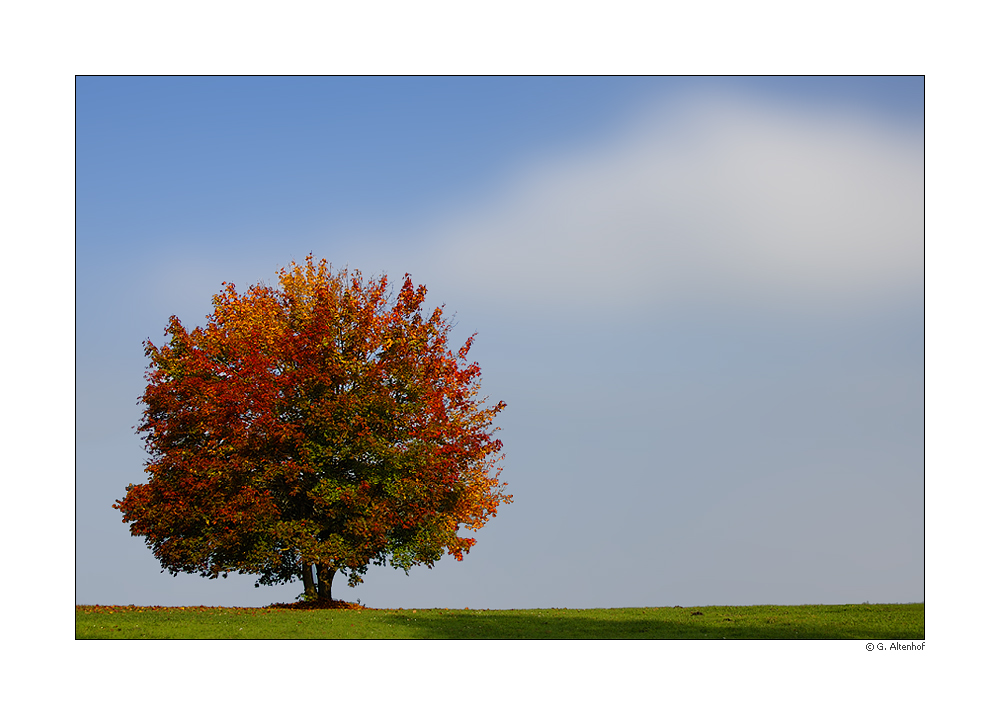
413 89 923 316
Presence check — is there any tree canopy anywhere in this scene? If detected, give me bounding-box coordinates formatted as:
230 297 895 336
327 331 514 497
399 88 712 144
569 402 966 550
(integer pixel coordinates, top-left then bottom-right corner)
114 256 510 601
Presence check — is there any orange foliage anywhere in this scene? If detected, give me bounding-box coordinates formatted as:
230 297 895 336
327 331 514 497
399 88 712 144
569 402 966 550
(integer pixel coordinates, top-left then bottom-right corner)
114 256 509 593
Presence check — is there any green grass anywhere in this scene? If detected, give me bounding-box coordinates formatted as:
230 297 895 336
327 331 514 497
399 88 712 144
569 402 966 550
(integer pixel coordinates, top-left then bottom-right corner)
76 602 923 639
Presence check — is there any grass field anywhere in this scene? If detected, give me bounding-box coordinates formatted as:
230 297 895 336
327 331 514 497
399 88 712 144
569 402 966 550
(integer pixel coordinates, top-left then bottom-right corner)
76 602 923 639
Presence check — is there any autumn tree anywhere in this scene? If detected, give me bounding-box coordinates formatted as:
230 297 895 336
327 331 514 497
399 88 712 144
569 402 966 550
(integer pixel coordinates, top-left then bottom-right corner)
114 255 510 602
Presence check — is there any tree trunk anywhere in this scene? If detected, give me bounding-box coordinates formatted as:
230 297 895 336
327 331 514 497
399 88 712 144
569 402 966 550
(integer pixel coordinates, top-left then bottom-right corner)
316 563 334 602
302 563 317 601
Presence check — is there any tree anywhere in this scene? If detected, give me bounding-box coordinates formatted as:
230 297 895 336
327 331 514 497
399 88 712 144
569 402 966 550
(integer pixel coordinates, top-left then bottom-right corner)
113 255 510 602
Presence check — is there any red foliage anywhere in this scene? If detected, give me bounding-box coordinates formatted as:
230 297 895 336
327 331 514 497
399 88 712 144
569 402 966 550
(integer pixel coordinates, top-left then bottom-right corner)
114 255 510 596
266 600 369 611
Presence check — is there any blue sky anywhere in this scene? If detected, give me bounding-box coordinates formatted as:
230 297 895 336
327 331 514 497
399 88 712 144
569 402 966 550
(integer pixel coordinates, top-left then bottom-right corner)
76 76 924 609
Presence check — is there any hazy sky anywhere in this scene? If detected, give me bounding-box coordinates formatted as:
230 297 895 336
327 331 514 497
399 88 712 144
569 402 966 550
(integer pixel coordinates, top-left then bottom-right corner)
76 76 924 608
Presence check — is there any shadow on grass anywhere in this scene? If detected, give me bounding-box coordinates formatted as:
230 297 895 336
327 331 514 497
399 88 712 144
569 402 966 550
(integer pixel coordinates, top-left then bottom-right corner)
365 604 924 640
